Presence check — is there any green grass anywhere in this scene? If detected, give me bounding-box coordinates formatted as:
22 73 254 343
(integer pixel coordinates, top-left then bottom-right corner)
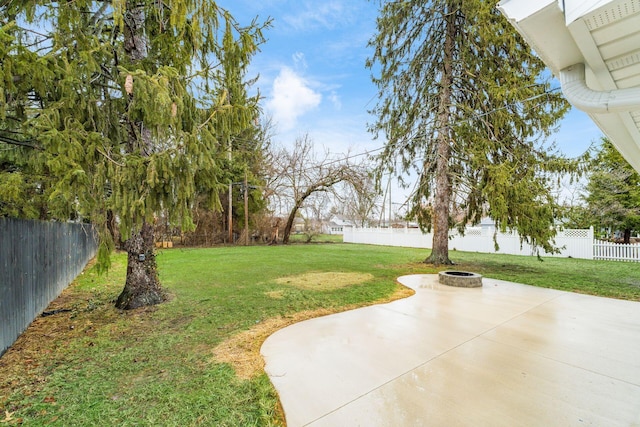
1 243 639 426
448 250 640 300
286 233 343 243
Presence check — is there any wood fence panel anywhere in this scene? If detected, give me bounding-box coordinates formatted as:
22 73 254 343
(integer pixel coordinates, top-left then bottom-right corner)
0 218 97 357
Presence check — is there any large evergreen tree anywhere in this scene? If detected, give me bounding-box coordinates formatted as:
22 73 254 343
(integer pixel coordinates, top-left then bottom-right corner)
1 1 268 308
367 0 579 264
585 138 640 244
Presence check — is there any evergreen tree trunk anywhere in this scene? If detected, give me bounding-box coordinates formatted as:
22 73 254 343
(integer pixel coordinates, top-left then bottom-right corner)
106 209 123 249
425 5 456 266
116 222 165 309
116 1 165 308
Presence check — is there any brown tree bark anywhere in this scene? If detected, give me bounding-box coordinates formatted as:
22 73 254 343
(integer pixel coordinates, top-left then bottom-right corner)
106 209 123 250
115 1 166 309
116 222 165 309
282 184 338 244
282 189 315 244
425 5 457 266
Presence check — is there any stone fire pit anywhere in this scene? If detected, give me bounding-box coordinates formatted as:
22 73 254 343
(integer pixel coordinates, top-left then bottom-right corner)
438 271 483 288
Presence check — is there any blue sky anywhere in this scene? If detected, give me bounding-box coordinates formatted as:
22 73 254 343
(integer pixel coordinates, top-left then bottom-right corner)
218 0 602 166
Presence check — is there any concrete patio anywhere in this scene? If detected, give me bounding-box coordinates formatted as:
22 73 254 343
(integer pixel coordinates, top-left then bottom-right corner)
261 274 640 426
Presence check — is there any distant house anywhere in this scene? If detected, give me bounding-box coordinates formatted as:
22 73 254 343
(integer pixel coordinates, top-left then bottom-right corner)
323 215 356 235
293 217 305 233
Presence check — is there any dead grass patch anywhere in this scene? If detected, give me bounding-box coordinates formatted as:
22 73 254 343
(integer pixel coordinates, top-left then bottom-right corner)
264 290 285 299
212 283 415 379
273 271 374 291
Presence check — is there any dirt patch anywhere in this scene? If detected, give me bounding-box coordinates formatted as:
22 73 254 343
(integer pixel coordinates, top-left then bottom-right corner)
212 283 415 379
273 272 374 291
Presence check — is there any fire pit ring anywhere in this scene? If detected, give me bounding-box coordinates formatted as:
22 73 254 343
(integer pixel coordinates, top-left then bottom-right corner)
438 271 483 288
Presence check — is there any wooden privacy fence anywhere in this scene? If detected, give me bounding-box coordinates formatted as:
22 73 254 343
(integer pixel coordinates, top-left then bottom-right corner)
0 218 97 357
343 226 639 262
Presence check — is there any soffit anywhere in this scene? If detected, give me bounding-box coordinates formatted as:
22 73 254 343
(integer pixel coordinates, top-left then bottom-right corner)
499 0 640 172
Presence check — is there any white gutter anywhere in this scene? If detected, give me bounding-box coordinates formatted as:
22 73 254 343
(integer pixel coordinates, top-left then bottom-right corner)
560 63 640 114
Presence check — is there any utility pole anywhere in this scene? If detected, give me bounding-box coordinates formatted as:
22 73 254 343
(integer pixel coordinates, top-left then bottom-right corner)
228 181 233 242
228 139 233 243
244 170 249 245
388 176 392 226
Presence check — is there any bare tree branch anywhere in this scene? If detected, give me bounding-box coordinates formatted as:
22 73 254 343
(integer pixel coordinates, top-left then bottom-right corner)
266 133 366 244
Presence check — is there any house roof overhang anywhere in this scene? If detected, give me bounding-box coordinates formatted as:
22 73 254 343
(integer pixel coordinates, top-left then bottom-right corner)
498 0 640 172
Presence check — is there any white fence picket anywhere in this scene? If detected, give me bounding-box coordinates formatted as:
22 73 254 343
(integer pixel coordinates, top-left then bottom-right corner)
594 240 640 262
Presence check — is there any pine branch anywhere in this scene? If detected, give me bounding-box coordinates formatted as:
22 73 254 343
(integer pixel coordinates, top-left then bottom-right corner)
96 147 125 167
0 134 42 150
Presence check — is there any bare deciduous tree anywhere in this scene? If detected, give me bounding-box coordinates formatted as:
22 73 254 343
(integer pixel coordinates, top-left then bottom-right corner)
266 134 364 244
335 170 381 227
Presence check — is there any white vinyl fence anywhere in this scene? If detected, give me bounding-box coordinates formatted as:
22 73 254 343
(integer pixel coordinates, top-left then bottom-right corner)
593 239 640 262
343 226 639 262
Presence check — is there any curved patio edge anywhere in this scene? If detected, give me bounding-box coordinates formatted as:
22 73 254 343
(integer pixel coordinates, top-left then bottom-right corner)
261 274 640 427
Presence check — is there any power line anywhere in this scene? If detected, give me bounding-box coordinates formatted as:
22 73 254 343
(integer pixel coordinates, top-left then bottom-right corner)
325 87 566 165
231 86 566 171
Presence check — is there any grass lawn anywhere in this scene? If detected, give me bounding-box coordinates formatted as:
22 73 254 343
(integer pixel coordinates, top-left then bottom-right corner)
1 243 639 426
285 233 343 243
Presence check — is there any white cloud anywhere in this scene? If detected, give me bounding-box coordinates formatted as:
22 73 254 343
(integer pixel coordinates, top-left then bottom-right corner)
292 52 307 70
266 67 322 131
282 1 353 31
329 90 342 110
